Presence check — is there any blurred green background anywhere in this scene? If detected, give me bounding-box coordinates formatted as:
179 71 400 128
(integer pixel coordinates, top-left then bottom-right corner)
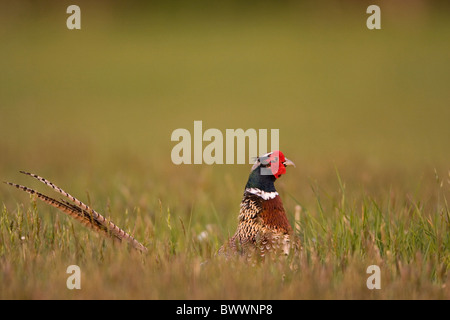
1 0 449 215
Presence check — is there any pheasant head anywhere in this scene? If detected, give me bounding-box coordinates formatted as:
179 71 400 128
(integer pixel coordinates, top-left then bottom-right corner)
245 150 295 196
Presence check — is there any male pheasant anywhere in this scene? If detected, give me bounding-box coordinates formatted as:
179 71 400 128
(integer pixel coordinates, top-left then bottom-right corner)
219 150 295 259
4 150 294 259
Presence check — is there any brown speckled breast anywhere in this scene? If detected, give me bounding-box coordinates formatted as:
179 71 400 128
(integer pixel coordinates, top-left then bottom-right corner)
219 191 292 259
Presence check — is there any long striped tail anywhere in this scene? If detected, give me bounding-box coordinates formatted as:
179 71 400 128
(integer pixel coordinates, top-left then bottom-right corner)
4 171 148 253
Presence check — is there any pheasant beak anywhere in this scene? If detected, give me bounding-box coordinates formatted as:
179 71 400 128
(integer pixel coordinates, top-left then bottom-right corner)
283 158 295 168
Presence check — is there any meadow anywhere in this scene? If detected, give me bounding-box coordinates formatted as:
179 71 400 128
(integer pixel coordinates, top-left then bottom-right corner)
0 1 449 299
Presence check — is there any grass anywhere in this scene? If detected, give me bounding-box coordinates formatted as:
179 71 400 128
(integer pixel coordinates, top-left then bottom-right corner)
0 1 449 299
0 167 449 299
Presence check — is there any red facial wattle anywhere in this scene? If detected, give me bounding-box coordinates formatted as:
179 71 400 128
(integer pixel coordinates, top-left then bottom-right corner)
269 151 286 179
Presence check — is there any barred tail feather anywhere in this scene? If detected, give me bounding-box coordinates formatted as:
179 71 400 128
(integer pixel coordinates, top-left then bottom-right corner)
4 174 148 253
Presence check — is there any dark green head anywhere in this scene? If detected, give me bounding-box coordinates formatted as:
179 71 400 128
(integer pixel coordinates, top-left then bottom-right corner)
245 151 295 192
